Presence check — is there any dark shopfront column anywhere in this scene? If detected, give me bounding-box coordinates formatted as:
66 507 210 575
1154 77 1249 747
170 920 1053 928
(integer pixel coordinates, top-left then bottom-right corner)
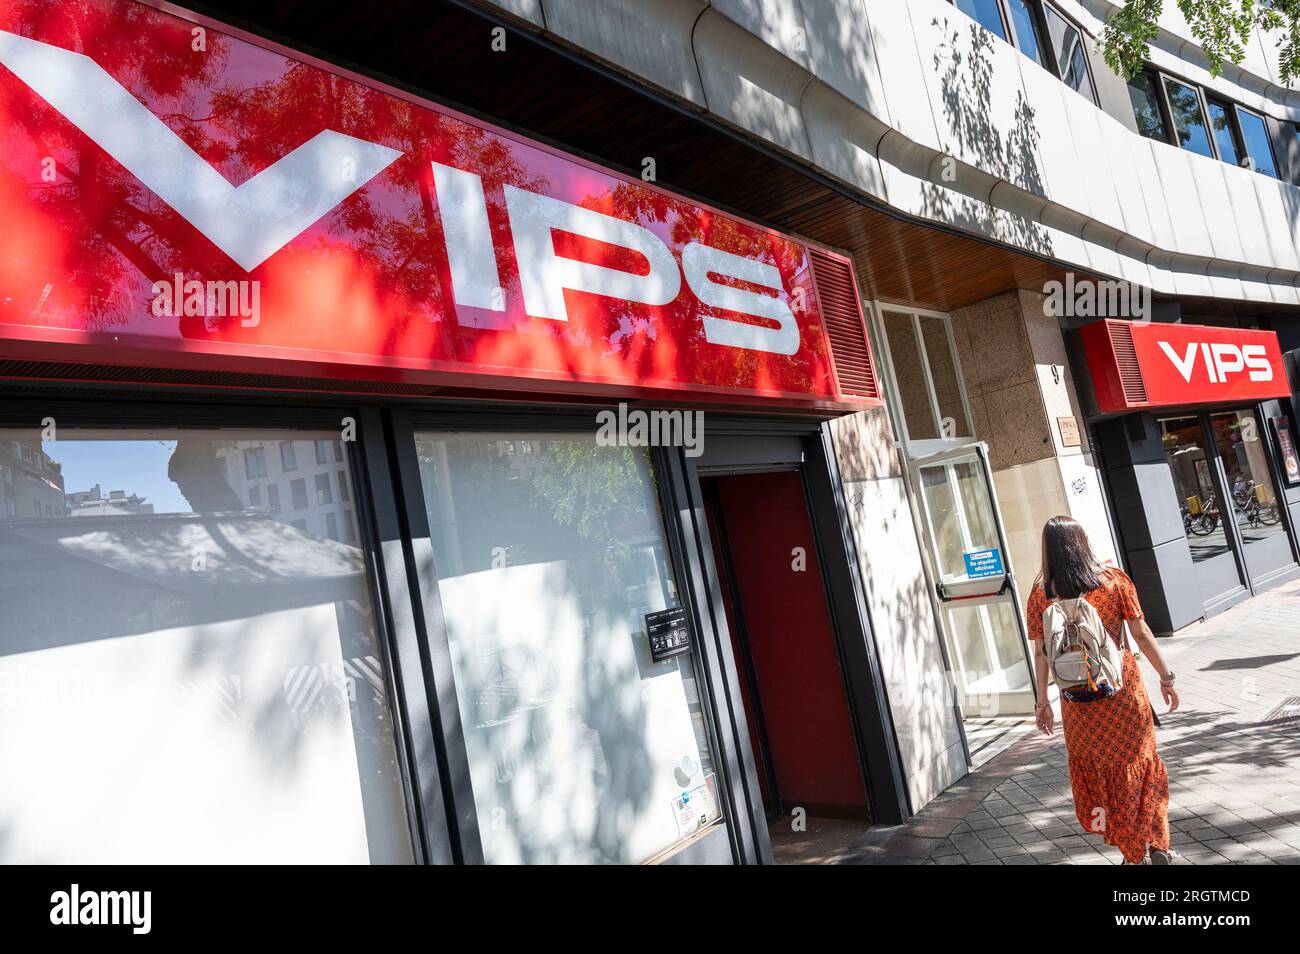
1262 398 1300 547
1095 414 1205 635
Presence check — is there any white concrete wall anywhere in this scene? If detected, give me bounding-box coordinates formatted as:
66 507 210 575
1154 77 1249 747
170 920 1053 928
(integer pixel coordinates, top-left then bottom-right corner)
842 468 967 810
477 0 1300 308
829 408 967 812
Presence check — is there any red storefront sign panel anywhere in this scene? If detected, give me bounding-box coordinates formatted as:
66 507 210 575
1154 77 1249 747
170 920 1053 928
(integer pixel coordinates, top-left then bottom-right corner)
0 0 879 408
1082 319 1290 413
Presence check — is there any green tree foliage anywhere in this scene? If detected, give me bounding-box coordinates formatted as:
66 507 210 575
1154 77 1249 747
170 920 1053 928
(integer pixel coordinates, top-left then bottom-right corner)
1102 0 1300 85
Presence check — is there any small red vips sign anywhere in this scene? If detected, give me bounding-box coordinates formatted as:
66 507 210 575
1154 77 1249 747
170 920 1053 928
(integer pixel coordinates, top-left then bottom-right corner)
1081 320 1290 413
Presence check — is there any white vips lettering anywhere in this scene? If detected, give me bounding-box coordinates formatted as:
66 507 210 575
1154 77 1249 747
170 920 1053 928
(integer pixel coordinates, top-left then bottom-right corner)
49 884 151 935
0 31 401 271
1157 340 1274 384
0 30 804 357
681 242 799 356
504 185 681 323
433 162 800 355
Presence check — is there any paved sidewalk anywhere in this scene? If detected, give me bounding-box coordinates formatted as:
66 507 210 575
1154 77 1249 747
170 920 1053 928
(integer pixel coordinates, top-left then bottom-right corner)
849 576 1300 864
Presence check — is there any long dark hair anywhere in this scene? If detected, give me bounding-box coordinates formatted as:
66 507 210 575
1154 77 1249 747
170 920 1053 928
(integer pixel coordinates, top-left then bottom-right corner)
1038 515 1104 599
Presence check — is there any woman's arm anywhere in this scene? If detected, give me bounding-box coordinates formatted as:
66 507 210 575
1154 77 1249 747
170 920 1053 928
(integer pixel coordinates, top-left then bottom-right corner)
1129 618 1180 712
1033 641 1054 735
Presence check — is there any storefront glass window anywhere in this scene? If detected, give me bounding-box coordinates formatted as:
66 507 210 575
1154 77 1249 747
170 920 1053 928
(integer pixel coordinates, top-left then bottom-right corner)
882 309 972 444
1160 416 1227 564
948 601 1032 704
1209 410 1289 555
921 465 967 579
0 429 412 863
413 433 721 864
917 454 1030 700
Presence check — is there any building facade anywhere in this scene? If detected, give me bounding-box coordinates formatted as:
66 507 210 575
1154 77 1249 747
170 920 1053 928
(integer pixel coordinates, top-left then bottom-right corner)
0 0 1297 863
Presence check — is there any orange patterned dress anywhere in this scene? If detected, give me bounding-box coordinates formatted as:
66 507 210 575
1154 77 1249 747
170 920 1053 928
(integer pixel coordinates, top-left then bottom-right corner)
1026 568 1169 864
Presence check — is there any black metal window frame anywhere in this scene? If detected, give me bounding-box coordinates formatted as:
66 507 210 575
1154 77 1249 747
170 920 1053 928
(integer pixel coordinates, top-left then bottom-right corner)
1130 65 1281 179
1232 102 1281 178
949 0 1099 105
1204 93 1247 165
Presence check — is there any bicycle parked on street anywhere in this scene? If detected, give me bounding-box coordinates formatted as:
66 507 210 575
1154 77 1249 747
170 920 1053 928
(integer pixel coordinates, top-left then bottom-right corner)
1182 496 1218 536
1231 477 1281 529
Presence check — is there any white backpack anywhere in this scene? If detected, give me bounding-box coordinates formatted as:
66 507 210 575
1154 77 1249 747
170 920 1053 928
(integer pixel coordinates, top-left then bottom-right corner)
1042 597 1124 693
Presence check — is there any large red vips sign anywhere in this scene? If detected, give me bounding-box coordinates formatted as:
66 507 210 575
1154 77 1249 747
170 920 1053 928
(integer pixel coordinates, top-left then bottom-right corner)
1082 319 1290 413
0 0 879 408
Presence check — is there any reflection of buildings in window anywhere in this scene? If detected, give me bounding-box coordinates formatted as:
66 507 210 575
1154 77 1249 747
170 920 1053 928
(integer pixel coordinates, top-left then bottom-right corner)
0 430 411 863
1161 417 1210 506
221 439 358 545
0 439 66 519
65 483 154 516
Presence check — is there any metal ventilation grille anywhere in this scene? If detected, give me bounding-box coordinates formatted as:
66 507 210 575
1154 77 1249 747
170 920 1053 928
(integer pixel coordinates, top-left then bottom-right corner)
1285 349 1298 390
0 359 445 396
808 249 879 401
1108 321 1149 405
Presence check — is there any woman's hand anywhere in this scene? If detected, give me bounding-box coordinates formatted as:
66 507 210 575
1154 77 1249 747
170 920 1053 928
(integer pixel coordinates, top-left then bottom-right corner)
1035 703 1054 736
1132 619 1181 715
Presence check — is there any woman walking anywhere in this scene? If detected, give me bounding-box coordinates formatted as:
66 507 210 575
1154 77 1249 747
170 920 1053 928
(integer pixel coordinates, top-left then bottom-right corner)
1027 516 1181 865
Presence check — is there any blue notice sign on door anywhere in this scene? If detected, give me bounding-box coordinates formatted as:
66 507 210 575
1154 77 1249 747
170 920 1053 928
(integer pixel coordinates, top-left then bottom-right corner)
963 547 1005 579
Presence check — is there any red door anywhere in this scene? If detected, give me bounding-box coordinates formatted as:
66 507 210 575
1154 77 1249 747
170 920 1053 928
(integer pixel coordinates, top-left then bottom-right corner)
705 472 868 816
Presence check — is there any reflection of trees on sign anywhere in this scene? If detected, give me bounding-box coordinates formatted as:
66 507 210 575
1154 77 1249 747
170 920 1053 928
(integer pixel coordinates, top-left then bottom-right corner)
1 2 230 328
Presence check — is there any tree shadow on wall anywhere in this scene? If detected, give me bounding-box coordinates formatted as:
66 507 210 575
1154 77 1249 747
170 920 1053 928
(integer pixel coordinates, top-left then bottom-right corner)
925 17 1054 259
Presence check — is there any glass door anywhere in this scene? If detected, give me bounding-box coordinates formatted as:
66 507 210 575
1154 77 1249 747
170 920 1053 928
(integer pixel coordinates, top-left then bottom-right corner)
1209 409 1296 586
910 443 1034 716
1159 415 1245 609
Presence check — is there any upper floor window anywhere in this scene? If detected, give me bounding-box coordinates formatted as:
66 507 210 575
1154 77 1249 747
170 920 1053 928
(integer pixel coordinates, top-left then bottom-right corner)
1129 67 1279 178
1041 4 1095 101
955 0 1008 40
1127 72 1168 140
243 446 267 481
1163 76 1215 158
1005 0 1045 64
1206 98 1242 165
950 0 1097 104
1235 108 1278 177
